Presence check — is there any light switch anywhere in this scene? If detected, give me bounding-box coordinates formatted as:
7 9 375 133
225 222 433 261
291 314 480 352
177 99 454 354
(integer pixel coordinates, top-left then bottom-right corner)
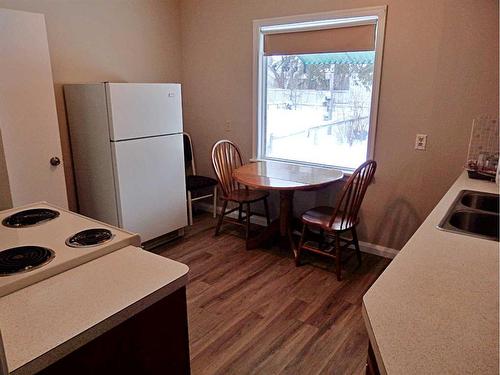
415 134 427 151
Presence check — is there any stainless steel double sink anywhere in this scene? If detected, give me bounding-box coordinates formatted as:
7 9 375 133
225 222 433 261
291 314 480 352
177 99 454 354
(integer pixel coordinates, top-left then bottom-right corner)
437 190 499 241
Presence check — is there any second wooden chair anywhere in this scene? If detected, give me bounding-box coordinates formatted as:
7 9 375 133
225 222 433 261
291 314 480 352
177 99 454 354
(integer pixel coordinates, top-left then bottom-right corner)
211 140 270 247
295 160 377 280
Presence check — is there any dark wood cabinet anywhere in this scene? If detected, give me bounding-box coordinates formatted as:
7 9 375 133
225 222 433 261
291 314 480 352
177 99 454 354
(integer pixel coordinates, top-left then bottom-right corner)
39 287 190 375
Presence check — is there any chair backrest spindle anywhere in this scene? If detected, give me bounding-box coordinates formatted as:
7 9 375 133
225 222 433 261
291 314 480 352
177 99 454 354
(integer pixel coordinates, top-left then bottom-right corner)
330 160 377 230
211 140 243 197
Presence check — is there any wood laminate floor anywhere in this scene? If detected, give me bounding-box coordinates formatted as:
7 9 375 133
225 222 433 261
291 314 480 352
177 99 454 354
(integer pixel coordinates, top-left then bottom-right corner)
156 213 391 375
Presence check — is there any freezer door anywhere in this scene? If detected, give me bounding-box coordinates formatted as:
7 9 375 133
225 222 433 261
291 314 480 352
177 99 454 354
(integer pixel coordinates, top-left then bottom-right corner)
106 83 183 141
111 134 187 242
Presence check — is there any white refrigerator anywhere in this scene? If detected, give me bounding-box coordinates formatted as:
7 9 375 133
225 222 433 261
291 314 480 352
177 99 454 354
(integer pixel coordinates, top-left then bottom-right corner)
64 83 187 242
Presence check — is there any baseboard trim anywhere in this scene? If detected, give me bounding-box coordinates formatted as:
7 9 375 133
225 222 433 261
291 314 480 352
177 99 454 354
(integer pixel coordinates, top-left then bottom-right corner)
195 202 398 259
358 241 398 259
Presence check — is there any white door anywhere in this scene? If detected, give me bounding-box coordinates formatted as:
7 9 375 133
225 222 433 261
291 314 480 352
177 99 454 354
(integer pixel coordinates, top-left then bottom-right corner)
0 9 67 208
106 83 183 141
111 134 187 242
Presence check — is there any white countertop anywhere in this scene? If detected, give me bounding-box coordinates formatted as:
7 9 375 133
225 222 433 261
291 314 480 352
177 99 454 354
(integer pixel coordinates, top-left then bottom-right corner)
0 245 189 375
363 171 499 374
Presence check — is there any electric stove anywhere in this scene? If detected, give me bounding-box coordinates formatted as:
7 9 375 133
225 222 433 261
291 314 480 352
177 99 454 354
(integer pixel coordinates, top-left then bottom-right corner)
0 202 141 297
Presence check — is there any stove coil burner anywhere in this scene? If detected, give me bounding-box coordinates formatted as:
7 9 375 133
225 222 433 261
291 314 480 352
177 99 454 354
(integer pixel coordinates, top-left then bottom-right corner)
0 246 55 276
66 228 113 248
2 208 60 228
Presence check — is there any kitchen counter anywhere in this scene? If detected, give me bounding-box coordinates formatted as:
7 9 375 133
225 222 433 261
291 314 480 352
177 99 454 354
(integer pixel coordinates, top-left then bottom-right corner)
0 246 189 374
363 171 499 374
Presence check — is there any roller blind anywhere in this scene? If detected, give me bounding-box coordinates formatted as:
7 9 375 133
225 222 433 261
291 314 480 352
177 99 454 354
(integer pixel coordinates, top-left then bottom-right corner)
263 24 376 56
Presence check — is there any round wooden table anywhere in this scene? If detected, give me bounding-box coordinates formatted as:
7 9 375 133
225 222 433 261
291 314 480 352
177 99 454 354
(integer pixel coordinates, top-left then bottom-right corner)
233 160 343 250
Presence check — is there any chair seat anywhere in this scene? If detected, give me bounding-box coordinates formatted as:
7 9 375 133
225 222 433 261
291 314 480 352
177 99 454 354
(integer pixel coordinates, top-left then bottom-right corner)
224 189 269 203
186 175 218 191
301 206 357 231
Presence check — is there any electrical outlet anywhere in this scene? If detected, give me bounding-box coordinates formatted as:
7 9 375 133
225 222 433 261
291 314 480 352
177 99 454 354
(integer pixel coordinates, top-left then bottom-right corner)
224 121 231 132
415 134 427 150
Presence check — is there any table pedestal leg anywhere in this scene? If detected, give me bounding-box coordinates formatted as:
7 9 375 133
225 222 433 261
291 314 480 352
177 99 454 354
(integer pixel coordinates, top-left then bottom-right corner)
279 190 295 250
245 190 296 252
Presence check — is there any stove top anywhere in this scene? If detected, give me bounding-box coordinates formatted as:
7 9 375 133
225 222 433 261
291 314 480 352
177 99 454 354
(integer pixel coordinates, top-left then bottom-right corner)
2 208 60 228
0 246 55 276
66 228 113 248
0 202 141 297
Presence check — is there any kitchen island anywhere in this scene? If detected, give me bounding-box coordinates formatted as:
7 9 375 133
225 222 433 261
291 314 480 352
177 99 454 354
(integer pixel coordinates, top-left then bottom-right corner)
363 171 499 374
0 246 190 374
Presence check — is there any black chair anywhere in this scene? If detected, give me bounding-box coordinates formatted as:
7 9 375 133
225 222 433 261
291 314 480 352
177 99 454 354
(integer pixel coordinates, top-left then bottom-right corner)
183 132 218 225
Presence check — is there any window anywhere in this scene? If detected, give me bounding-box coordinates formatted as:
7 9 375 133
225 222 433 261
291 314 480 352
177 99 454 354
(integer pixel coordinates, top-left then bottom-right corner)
253 7 386 171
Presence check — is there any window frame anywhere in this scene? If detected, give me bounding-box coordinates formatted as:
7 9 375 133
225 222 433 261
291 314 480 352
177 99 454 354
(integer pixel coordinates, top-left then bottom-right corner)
252 6 387 172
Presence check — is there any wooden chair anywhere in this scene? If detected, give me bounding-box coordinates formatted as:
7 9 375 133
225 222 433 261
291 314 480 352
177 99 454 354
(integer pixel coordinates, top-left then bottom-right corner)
295 160 377 281
211 140 270 246
183 133 218 225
